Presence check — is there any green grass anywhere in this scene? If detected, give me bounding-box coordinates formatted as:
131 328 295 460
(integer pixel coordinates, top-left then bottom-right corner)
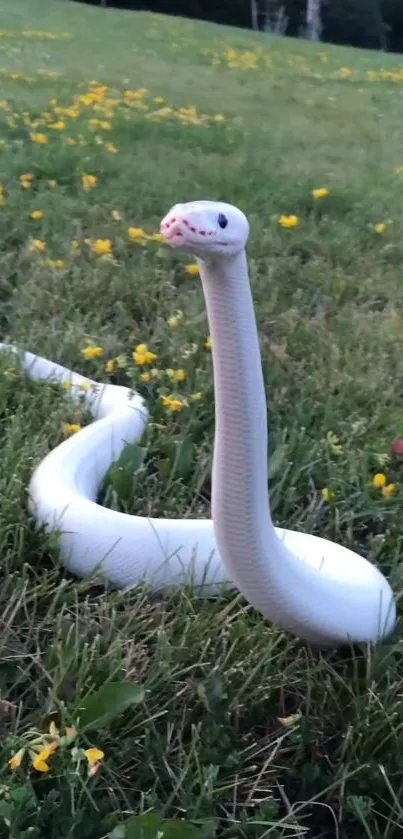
2 0 403 836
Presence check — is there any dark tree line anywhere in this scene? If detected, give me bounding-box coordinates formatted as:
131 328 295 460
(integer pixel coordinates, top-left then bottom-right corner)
75 0 403 54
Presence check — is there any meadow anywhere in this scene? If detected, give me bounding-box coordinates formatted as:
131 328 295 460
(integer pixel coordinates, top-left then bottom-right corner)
2 0 403 836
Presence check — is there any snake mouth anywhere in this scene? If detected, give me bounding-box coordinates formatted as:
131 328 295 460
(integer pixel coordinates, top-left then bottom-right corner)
165 233 228 249
160 216 229 250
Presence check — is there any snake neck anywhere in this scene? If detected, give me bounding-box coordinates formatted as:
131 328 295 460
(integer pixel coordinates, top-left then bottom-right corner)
198 250 274 550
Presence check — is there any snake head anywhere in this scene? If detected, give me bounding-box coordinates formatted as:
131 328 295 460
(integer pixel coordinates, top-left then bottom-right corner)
160 200 249 258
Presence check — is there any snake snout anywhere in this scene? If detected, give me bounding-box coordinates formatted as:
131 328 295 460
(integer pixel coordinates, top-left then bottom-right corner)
161 213 214 243
161 216 186 241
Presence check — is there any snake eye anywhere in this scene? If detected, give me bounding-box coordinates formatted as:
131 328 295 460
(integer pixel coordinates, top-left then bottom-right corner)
217 213 228 229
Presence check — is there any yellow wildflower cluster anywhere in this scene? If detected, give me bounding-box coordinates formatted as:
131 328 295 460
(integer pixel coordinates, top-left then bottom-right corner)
139 368 159 384
30 239 47 253
133 343 158 365
326 431 343 457
368 68 403 84
203 46 260 71
312 187 329 200
278 215 300 229
9 721 103 776
339 67 353 78
374 222 389 234
161 395 186 412
276 187 332 231
82 173 98 191
82 345 104 359
46 258 66 270
372 473 396 498
0 68 61 85
184 263 200 276
166 368 187 382
128 226 166 245
63 423 81 436
30 131 48 144
86 238 113 257
0 75 229 160
20 172 33 189
56 81 224 141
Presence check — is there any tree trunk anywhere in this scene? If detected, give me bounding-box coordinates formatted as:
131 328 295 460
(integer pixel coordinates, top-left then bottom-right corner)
251 0 259 31
306 0 322 41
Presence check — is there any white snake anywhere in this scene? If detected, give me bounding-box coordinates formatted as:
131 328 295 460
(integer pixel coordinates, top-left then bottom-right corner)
0 200 396 646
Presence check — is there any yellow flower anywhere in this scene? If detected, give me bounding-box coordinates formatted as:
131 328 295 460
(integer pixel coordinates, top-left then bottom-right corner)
128 226 147 243
84 747 104 766
161 395 185 412
312 187 329 200
49 120 66 130
184 263 200 276
321 487 335 502
80 381 91 392
326 431 343 456
63 423 81 435
190 391 203 402
20 172 34 188
278 215 300 229
30 131 48 144
105 142 118 153
32 741 59 773
382 483 396 498
147 232 167 243
339 66 353 78
133 343 158 365
48 179 58 188
105 358 117 373
82 173 98 191
205 336 213 350
9 748 25 771
66 136 77 145
140 371 151 383
31 239 47 252
82 345 104 359
373 472 387 488
374 222 387 234
168 310 184 328
90 238 113 256
30 210 44 220
124 87 148 101
70 239 80 251
167 368 187 382
46 259 66 269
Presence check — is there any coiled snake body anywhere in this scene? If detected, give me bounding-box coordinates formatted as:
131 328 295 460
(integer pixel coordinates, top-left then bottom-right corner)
0 200 396 646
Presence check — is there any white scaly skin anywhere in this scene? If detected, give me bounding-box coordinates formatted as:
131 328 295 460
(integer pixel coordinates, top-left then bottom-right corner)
161 200 396 645
0 200 396 645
